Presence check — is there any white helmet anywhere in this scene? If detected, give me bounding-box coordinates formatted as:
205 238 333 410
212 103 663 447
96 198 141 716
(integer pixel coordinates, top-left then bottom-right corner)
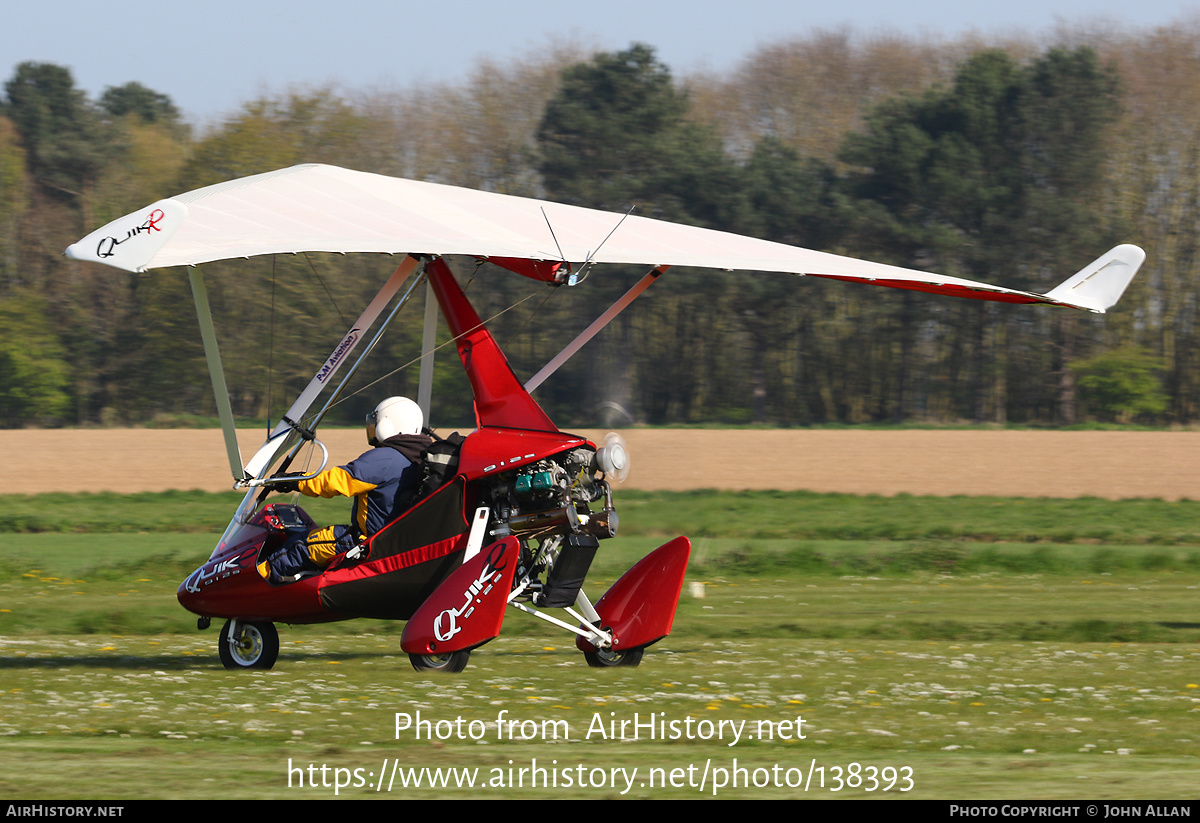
367 396 423 444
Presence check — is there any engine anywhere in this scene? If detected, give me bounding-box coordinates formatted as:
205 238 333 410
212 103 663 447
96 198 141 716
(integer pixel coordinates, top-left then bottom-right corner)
487 446 618 541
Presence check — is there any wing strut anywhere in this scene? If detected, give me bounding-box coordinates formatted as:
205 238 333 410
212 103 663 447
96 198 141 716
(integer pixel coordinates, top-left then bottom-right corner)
188 267 243 480
524 265 669 393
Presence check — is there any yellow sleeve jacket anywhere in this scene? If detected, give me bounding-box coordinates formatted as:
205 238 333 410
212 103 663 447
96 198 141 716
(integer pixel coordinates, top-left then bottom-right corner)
297 445 422 536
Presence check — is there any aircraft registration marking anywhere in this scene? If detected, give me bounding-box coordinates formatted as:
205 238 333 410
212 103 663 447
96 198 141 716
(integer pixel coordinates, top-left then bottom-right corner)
483 453 537 473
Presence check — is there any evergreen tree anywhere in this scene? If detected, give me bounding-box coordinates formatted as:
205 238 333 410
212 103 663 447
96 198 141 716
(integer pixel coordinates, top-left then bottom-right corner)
838 47 1122 423
535 44 749 423
537 43 743 228
100 81 183 127
2 62 110 199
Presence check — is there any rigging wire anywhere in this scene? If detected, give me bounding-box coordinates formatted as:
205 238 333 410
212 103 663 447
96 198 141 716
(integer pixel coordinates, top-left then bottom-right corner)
323 286 545 411
520 284 560 332
303 252 347 326
462 257 485 292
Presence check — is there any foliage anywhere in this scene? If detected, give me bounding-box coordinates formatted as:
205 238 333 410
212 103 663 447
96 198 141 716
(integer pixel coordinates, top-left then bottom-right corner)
537 43 744 228
1 29 1198 428
0 115 27 283
1071 345 1168 422
178 89 371 190
837 47 1122 424
100 81 184 130
0 290 70 425
2 62 111 199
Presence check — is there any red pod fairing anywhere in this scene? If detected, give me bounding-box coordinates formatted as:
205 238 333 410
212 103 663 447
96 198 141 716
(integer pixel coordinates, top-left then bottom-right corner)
177 505 331 623
400 536 521 655
577 536 691 652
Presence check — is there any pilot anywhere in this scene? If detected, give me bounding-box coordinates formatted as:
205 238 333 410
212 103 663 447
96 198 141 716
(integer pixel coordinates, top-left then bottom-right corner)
260 396 433 583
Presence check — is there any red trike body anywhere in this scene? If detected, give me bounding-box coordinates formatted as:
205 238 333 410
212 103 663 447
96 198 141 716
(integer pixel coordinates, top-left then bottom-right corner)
177 258 690 668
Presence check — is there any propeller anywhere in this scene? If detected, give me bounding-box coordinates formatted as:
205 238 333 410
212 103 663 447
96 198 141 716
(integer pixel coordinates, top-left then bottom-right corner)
594 432 630 484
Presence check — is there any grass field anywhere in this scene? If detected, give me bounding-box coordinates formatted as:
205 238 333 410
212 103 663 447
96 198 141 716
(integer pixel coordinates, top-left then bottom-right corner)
1 490 1198 799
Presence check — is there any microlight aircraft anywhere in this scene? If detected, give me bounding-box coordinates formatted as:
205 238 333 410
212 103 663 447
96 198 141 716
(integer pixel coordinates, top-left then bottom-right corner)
67 164 1146 672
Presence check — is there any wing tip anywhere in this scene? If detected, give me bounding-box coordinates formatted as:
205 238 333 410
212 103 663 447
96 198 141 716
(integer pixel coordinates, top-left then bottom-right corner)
1042 244 1146 312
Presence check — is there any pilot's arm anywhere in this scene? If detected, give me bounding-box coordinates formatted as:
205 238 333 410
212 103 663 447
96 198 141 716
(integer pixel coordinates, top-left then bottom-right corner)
295 466 376 499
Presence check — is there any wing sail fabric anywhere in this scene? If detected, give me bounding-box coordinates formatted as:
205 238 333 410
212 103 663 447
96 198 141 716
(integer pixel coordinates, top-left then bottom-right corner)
66 163 1144 313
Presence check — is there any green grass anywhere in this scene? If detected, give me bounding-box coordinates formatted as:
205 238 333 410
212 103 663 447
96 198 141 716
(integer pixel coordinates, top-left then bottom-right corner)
8 490 1200 543
620 490 1200 544
1 635 1197 799
4 535 1199 644
0 490 349 533
2 489 1199 798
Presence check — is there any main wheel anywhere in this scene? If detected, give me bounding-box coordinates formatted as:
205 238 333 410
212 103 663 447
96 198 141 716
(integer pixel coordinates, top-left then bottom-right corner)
583 645 644 668
218 620 279 670
409 650 470 673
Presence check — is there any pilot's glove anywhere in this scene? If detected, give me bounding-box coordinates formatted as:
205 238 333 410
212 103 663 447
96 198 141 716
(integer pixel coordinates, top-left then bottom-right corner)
270 471 305 494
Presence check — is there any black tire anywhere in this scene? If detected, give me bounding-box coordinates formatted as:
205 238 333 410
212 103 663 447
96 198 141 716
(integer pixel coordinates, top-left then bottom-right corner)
218 620 279 670
583 645 644 668
409 650 470 673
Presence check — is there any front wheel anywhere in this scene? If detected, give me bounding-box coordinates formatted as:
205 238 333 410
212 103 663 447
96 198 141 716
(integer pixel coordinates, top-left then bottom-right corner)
409 650 470 673
583 645 644 668
218 620 279 670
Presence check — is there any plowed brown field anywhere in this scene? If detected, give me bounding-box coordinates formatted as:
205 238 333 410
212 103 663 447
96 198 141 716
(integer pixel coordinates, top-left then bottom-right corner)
4 428 1196 499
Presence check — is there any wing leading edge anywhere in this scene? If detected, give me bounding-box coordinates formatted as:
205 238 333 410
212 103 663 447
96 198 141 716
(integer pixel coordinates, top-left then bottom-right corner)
65 163 1144 313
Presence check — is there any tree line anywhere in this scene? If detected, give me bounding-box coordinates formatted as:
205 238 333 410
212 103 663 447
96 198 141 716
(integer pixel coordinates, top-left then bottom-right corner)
1 23 1197 429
